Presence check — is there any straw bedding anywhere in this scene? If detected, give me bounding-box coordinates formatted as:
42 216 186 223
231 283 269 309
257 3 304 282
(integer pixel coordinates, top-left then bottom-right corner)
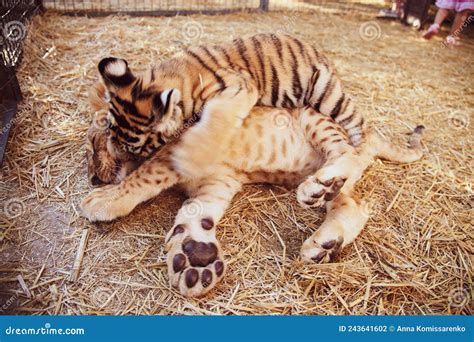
0 8 472 315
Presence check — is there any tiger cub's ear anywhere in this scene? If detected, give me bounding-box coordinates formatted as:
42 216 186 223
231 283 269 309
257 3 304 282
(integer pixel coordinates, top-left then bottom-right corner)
89 81 108 112
151 89 183 136
98 57 136 91
152 88 181 119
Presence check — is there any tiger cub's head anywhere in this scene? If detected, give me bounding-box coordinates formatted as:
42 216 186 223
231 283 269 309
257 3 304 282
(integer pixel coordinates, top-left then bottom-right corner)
95 57 184 160
86 83 143 186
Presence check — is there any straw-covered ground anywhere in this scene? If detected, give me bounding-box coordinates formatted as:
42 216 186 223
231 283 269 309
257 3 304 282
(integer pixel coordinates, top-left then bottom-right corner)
1 8 472 315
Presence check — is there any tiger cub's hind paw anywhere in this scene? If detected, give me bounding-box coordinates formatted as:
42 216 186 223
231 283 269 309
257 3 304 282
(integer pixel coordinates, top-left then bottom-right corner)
297 175 346 208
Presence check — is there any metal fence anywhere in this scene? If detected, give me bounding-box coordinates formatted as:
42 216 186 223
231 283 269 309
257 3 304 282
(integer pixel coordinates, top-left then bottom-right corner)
41 0 270 16
40 0 377 16
1 0 42 164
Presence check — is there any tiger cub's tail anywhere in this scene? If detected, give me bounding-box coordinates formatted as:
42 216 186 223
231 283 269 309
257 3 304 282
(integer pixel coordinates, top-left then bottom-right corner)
366 125 425 163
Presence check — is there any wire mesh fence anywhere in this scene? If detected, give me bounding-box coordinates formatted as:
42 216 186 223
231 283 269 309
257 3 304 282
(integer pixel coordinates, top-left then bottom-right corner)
1 0 41 68
42 0 265 15
40 0 381 16
1 1 42 163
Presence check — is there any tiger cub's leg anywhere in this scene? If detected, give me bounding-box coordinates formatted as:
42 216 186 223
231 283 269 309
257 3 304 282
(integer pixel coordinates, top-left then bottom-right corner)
307 64 365 146
80 150 179 222
300 193 368 263
165 173 242 297
296 108 358 208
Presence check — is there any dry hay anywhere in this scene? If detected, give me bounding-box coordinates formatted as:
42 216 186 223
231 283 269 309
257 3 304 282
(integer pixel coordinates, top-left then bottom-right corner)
0 8 473 315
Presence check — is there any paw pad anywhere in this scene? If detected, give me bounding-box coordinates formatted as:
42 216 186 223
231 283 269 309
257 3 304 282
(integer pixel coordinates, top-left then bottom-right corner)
172 224 185 236
185 269 199 287
173 253 186 272
183 240 218 267
310 236 344 263
215 261 224 276
167 227 225 297
201 269 213 288
201 217 214 230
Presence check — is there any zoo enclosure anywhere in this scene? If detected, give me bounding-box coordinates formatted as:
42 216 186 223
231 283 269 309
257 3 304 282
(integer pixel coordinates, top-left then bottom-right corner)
0 0 431 165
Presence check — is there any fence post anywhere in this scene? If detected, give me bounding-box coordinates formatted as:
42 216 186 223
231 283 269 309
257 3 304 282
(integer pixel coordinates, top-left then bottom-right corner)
259 0 269 12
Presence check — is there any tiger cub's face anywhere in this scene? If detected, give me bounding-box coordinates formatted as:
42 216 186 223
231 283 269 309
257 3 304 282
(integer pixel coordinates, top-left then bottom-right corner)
86 111 142 186
96 57 183 159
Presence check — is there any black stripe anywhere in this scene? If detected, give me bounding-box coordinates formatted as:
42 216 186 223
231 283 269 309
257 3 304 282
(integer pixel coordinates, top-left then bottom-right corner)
111 100 153 127
235 38 256 83
312 46 321 59
117 129 140 144
187 50 226 89
272 36 283 60
251 37 267 94
314 77 331 112
305 66 319 104
216 46 234 68
143 136 153 150
338 97 350 118
282 92 294 108
330 94 345 119
163 90 174 115
150 68 155 82
137 92 154 101
131 79 142 101
270 64 280 106
157 132 167 145
288 43 303 101
110 106 145 135
293 38 312 65
345 115 364 130
114 96 150 120
105 73 135 88
338 111 355 127
202 46 225 70
104 74 131 88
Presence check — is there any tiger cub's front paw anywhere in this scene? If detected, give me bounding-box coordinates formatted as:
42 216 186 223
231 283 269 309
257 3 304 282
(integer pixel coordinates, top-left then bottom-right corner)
80 185 133 222
165 223 225 297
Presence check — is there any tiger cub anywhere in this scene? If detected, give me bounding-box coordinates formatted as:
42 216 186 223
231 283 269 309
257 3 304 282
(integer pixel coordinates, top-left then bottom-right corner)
95 34 366 182
82 83 424 297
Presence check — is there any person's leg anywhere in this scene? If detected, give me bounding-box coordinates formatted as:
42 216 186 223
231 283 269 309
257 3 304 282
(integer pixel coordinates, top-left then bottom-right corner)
423 8 450 39
378 0 401 19
445 10 471 46
434 8 450 25
395 0 405 17
450 9 471 35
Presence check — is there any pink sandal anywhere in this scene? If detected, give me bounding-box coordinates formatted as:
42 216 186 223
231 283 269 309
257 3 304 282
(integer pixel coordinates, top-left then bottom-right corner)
423 23 440 40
